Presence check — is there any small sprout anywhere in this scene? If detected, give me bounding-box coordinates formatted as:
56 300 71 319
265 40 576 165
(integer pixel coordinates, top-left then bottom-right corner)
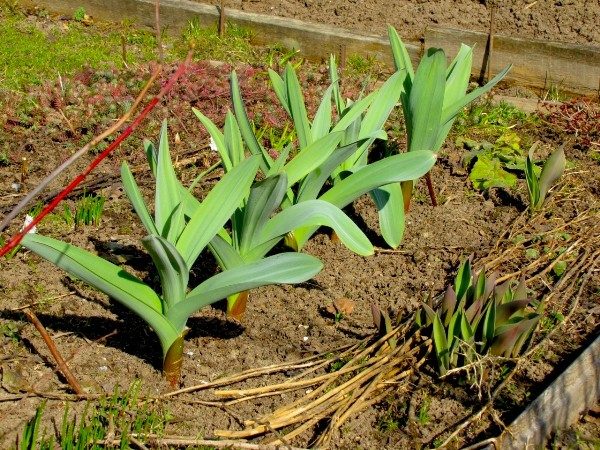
552 261 567 277
525 144 566 212
415 257 543 375
525 248 539 260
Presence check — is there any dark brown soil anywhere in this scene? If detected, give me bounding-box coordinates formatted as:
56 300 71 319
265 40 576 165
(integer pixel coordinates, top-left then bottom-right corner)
206 0 600 45
0 15 599 449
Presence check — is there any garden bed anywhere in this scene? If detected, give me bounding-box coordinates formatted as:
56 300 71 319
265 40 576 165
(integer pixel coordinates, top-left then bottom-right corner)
0 5 599 449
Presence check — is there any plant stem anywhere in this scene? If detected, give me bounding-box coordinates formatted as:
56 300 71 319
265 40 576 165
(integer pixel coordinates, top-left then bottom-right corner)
163 335 185 388
400 180 413 212
22 308 84 395
227 290 248 319
425 172 438 207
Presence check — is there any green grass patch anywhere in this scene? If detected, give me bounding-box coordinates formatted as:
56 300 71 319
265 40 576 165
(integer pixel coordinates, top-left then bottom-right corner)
0 9 157 92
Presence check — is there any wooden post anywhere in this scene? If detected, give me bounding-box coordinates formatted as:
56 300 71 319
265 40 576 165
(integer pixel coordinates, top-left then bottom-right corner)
486 4 495 83
218 0 226 37
155 0 163 62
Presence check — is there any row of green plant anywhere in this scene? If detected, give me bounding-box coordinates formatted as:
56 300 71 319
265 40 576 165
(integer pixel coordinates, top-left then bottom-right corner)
18 381 171 450
17 28 564 388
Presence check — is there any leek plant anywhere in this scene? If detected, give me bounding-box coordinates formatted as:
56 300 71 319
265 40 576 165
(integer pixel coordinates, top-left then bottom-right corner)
388 26 511 211
229 65 436 250
525 144 565 212
416 258 543 376
22 122 323 386
192 108 373 317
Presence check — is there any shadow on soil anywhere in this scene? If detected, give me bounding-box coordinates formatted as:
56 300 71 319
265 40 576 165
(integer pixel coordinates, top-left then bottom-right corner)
1 306 245 372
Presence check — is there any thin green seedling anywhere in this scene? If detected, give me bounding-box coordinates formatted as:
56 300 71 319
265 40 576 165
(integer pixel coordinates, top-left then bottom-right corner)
525 143 566 212
74 191 105 227
22 121 323 385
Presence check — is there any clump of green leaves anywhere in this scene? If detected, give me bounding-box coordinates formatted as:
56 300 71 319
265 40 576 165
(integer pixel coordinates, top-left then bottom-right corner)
463 131 525 191
525 144 566 212
73 192 105 227
73 6 86 22
387 26 510 209
261 60 435 250
22 121 323 385
18 381 169 449
416 257 543 376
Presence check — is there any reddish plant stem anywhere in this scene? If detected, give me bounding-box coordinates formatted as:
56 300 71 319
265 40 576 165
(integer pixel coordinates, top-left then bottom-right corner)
23 308 84 395
425 172 438 207
0 52 192 257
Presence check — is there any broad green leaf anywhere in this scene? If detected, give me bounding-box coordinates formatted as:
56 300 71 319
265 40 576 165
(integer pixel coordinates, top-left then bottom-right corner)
359 70 405 138
322 151 436 210
440 65 512 129
293 151 436 249
432 314 449 375
224 111 245 168
239 174 288 255
311 83 334 140
454 258 472 304
208 234 246 270
21 233 179 356
261 200 374 256
120 162 159 236
144 139 158 176
460 311 474 341
434 44 472 151
474 269 487 301
328 55 345 116
297 140 368 203
230 71 273 173
176 156 259 269
268 68 290 115
193 108 232 171
142 235 188 310
283 132 344 188
169 253 323 329
538 146 566 204
285 64 313 149
388 26 414 80
155 121 184 241
370 183 405 248
407 48 446 152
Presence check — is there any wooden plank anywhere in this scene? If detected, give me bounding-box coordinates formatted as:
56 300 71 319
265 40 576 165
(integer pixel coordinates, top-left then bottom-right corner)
498 334 600 449
425 27 600 97
23 0 600 96
22 0 419 65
